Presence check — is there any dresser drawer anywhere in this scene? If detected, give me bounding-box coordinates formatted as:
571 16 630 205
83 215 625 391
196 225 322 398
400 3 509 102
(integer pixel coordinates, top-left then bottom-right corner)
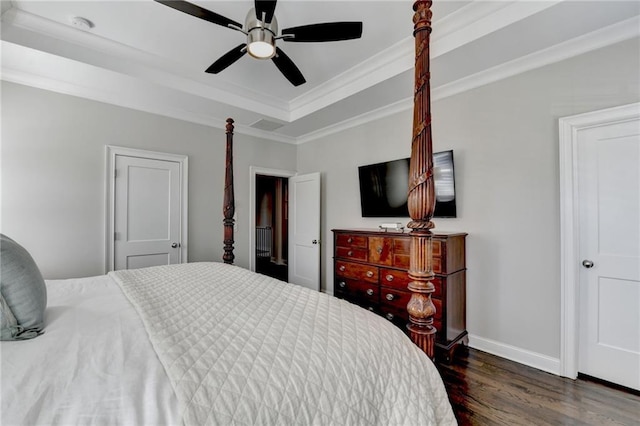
433 297 442 320
433 319 443 337
380 304 409 324
380 268 410 291
335 278 379 302
335 260 378 283
368 236 393 266
380 269 443 299
380 287 412 312
431 277 443 299
393 237 410 269
432 238 446 274
337 293 379 314
336 234 367 248
380 307 443 339
381 309 408 331
380 289 442 321
432 239 442 257
336 246 368 261
432 257 443 274
383 288 442 320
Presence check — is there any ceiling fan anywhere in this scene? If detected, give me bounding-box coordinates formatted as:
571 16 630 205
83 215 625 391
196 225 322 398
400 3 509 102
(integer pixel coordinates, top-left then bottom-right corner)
155 0 363 86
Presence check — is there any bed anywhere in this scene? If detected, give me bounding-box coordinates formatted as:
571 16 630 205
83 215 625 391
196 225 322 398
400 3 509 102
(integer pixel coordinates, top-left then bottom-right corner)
1 1 452 425
2 262 454 425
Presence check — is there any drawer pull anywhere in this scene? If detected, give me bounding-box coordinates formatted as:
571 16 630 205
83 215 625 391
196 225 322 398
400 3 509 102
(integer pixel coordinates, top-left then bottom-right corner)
366 289 374 296
339 281 346 288
386 313 394 321
366 271 374 278
347 237 353 243
385 274 394 282
376 246 383 254
339 265 346 272
348 250 353 256
368 307 375 312
385 293 395 301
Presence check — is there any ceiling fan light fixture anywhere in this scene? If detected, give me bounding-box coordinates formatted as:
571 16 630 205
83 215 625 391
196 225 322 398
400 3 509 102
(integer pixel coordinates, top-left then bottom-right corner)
247 29 276 59
154 1 363 86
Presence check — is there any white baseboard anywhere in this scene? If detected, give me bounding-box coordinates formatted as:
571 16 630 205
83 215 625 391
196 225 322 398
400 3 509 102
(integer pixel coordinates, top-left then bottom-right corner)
468 334 561 375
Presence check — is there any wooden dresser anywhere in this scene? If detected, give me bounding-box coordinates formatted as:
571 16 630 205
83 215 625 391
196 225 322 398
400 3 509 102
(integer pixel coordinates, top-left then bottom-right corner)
332 228 468 359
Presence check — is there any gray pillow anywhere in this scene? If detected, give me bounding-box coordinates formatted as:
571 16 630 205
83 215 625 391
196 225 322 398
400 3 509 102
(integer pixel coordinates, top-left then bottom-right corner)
0 234 47 340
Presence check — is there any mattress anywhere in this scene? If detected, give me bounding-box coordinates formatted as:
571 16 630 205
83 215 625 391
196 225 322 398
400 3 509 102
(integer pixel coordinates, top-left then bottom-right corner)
0 274 180 425
1 263 455 425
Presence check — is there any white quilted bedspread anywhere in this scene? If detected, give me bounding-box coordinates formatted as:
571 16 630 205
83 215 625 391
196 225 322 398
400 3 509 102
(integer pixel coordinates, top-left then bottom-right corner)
109 262 456 426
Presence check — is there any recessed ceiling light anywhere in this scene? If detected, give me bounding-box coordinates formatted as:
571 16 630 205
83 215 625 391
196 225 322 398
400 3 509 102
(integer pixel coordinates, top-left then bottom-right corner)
69 16 94 31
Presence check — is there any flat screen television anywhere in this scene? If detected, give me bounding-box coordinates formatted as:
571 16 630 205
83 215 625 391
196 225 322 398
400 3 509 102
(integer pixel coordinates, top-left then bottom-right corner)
358 150 457 218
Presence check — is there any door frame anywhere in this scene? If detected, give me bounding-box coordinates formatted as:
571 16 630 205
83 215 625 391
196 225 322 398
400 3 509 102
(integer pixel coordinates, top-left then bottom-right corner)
105 146 189 273
558 102 640 379
249 166 295 272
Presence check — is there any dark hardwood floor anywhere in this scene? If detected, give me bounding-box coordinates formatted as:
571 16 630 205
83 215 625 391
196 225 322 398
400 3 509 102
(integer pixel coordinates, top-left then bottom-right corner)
437 347 640 425
255 257 288 282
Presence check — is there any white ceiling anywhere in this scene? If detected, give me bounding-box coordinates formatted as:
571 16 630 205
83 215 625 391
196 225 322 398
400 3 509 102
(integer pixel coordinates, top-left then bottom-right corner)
2 1 639 143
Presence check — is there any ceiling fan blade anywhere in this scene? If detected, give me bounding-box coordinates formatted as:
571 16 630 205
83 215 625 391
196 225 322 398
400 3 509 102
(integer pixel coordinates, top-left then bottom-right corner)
272 47 306 86
255 0 277 24
155 0 242 29
282 22 363 42
205 44 247 74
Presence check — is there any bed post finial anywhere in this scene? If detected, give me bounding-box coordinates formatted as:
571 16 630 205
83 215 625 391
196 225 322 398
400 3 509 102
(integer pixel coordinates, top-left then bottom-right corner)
223 118 235 264
407 0 437 360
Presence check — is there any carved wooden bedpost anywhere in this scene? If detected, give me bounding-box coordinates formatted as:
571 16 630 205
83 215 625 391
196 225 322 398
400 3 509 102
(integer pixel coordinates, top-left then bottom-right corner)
407 0 437 360
223 118 235 264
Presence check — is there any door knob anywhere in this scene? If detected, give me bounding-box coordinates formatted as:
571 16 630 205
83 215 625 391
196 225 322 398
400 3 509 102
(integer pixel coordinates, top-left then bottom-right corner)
171 242 180 248
582 259 594 268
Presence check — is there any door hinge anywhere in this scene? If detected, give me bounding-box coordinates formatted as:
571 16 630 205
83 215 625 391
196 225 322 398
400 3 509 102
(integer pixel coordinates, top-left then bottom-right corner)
114 169 118 179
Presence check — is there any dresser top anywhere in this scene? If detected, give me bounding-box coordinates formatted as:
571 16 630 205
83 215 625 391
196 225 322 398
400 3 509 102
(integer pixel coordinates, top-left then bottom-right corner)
332 228 467 237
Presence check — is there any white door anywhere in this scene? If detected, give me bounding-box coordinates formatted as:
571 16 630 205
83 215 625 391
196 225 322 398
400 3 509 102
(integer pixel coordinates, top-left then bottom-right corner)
577 118 640 390
113 154 183 270
288 172 321 291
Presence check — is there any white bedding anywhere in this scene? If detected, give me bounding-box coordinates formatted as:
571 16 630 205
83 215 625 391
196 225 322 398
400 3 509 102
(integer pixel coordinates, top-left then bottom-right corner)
111 262 455 426
0 274 180 425
1 262 455 426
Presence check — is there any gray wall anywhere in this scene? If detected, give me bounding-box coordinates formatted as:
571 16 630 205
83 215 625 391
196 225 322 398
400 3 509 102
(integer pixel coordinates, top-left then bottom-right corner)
296 38 640 360
1 82 297 278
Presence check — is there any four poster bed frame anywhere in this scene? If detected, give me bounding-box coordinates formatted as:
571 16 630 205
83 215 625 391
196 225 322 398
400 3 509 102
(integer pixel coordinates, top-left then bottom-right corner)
222 0 439 360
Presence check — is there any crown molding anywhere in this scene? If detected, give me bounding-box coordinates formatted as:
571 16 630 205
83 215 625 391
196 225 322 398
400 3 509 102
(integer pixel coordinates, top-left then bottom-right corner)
294 15 640 144
431 14 640 102
233 123 298 145
295 97 413 145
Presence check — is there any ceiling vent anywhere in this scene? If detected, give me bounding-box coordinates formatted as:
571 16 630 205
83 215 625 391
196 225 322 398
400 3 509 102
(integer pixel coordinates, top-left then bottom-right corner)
249 119 285 131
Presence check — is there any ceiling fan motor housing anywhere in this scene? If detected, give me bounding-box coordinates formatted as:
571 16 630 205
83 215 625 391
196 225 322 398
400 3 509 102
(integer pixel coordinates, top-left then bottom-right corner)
245 8 278 59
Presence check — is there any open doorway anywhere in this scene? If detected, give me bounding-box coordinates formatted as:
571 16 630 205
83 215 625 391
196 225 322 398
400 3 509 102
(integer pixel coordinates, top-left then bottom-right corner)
255 174 289 281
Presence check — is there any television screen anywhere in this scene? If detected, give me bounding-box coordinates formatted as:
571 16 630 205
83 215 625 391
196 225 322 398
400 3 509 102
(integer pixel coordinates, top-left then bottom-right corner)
358 150 457 218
